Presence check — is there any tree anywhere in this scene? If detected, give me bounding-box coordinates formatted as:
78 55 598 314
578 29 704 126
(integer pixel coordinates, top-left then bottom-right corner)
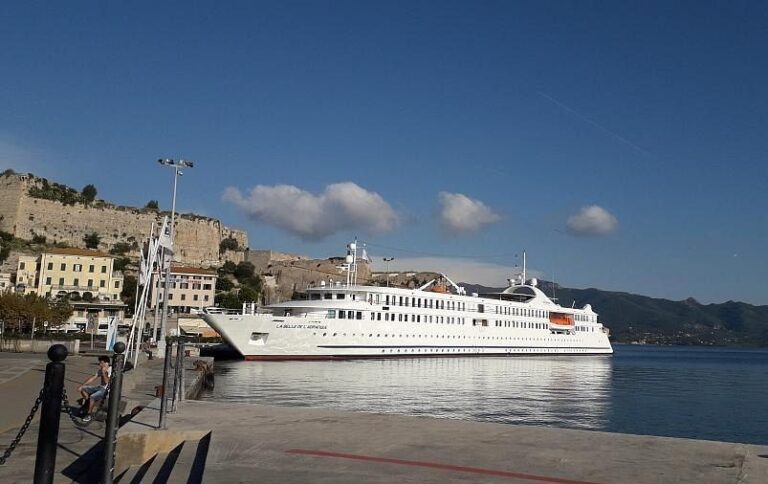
216 277 234 292
110 242 132 255
83 232 101 249
121 275 137 313
0 245 9 265
81 184 97 204
219 261 236 274
234 261 255 281
219 237 239 252
238 285 259 303
113 257 131 271
145 200 159 210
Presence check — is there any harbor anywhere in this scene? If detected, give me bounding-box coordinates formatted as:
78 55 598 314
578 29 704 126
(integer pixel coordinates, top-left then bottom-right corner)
1 345 767 483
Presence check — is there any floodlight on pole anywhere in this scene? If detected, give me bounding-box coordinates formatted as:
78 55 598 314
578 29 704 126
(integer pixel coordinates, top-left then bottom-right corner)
383 257 394 287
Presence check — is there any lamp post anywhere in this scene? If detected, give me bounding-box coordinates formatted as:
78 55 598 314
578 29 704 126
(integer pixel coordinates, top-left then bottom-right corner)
156 159 194 356
383 257 394 287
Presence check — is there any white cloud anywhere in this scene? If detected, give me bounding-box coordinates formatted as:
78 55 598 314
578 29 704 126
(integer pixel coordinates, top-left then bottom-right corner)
223 182 399 241
566 205 618 236
438 192 501 234
371 256 542 287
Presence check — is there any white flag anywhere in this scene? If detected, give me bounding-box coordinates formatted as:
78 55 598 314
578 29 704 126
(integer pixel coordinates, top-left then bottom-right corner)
158 216 173 251
139 250 148 286
360 248 372 263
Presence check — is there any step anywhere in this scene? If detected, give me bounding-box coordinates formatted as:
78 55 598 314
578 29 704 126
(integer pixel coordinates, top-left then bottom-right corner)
166 440 199 484
116 456 156 484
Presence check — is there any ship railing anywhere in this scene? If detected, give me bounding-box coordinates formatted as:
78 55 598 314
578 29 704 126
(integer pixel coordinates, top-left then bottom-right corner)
202 306 249 316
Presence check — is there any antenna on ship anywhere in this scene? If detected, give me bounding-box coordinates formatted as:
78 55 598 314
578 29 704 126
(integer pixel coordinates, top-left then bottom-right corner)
522 250 527 285
345 238 358 287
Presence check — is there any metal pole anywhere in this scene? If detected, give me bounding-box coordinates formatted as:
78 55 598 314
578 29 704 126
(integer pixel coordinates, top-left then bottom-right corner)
33 344 67 484
171 337 182 412
179 338 185 403
102 342 126 484
151 246 163 344
158 339 172 429
158 168 178 354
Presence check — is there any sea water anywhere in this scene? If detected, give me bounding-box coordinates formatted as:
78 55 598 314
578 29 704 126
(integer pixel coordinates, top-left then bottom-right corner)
200 344 768 444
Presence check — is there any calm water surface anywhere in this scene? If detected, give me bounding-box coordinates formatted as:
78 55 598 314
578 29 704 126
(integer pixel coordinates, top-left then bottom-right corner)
200 345 768 444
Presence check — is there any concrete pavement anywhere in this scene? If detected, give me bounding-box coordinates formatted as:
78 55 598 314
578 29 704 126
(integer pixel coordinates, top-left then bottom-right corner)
120 398 768 483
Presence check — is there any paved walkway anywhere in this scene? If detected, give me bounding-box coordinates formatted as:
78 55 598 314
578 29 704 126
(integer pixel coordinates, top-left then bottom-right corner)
0 350 168 483
121 399 768 483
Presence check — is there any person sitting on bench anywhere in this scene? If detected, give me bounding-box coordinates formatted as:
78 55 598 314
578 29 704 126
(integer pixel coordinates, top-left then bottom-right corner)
78 355 111 422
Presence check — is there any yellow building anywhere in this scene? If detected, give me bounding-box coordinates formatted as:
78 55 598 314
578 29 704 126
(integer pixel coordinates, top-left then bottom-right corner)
151 265 217 314
15 248 126 329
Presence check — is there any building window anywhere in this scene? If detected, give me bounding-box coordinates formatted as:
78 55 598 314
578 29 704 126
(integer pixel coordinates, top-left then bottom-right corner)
203 284 211 290
59 278 64 285
73 278 79 286
88 279 93 287
101 266 107 273
45 277 52 285
204 295 209 301
47 262 53 270
114 281 120 289
193 294 198 301
19 262 26 270
168 294 173 300
74 264 82 272
181 294 186 301
60 263 66 271
89 265 94 273
100 280 105 288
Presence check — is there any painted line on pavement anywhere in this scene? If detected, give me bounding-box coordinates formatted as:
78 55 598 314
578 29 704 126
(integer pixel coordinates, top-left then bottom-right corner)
285 448 600 484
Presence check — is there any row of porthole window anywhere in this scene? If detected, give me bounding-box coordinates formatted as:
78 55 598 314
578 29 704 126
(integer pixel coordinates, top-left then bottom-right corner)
374 347 589 354
315 332 584 344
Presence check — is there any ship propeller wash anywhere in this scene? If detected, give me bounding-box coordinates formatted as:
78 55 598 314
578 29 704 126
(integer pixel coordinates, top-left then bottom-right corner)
202 240 613 360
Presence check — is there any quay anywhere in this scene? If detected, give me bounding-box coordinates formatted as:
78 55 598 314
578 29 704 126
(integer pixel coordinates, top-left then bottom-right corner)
1 348 767 483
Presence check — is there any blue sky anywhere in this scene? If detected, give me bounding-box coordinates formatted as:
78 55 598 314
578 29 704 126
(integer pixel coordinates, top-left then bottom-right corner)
2 1 767 304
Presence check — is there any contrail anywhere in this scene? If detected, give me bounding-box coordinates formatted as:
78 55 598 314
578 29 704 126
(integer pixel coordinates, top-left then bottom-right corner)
537 91 650 156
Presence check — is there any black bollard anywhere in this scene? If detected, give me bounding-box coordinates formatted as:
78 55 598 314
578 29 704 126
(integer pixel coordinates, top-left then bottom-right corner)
33 344 67 484
102 341 126 484
158 339 172 430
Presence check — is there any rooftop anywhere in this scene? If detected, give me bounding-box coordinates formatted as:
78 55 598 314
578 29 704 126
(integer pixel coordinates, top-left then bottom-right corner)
170 265 217 276
47 247 112 258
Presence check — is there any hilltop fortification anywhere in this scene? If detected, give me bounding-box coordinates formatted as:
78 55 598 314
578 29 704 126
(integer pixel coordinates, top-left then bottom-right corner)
0 171 247 266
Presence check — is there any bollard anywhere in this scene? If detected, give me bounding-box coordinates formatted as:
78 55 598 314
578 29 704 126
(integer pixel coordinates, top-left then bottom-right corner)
158 339 172 430
102 341 126 484
33 344 67 484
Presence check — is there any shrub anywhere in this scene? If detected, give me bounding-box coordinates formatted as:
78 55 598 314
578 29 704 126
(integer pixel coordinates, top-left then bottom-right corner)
83 232 101 249
219 237 239 252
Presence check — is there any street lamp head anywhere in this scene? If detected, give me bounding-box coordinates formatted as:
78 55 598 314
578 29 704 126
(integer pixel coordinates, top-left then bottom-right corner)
157 158 195 168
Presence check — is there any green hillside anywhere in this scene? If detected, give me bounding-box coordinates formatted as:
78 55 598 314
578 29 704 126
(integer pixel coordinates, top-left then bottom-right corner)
460 281 768 346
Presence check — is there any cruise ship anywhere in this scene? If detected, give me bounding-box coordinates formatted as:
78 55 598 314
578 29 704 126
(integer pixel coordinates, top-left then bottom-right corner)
202 241 613 360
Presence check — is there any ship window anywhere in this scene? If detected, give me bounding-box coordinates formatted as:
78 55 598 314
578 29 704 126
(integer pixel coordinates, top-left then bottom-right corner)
311 293 321 300
336 294 345 300
338 311 346 319
324 293 332 299
377 313 382 321
347 311 354 319
356 311 362 320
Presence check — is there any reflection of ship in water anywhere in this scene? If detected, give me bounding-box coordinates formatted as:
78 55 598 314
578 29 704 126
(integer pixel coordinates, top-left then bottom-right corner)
205 355 613 431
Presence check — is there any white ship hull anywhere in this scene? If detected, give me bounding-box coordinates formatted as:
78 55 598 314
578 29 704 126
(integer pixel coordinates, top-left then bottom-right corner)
203 310 613 360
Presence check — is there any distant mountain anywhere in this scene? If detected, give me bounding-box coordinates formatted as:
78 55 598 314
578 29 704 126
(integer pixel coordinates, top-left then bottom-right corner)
459 281 768 346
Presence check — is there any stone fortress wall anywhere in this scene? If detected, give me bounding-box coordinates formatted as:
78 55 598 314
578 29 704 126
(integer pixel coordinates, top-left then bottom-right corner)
0 172 248 267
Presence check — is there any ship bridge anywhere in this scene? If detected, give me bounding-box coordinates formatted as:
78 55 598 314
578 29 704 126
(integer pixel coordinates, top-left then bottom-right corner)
480 284 557 306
